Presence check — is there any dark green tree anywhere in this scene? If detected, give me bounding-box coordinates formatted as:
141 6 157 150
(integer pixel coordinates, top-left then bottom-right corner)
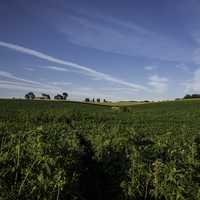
85 98 90 102
54 94 63 100
25 92 35 100
183 94 192 99
25 94 30 100
42 93 51 100
62 92 68 100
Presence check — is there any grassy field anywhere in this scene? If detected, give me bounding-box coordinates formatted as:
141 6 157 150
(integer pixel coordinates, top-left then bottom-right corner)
1 99 200 200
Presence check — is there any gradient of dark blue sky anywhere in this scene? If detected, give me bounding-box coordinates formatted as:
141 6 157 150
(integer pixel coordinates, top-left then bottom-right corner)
0 0 200 100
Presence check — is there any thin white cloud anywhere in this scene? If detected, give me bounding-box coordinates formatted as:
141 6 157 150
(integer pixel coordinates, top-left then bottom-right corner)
191 30 200 65
41 66 69 72
51 81 72 86
68 8 151 35
148 75 168 94
144 66 156 71
0 70 62 93
0 70 48 86
192 32 200 45
193 48 200 65
0 80 61 94
59 14 193 62
40 65 105 79
175 63 190 72
184 68 200 92
149 75 168 83
24 67 35 71
0 41 148 91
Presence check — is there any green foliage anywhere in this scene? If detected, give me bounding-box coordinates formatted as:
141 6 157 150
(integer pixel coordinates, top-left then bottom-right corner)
1 99 200 199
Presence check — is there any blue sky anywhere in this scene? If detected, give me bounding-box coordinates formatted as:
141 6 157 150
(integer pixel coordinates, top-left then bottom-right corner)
0 0 200 101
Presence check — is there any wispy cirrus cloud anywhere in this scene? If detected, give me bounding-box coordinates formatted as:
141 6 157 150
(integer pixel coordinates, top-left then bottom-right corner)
0 70 63 93
148 75 169 94
0 80 60 94
0 70 41 85
59 13 193 62
193 48 200 65
175 63 190 72
21 1 193 62
184 68 200 92
41 66 69 72
144 66 157 71
191 31 200 65
22 0 197 62
24 67 35 71
51 81 72 86
0 41 148 92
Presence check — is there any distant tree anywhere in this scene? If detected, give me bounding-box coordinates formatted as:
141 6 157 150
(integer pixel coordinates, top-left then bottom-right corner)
96 98 100 103
42 93 51 100
62 92 68 100
85 98 90 102
25 94 30 100
192 94 200 98
28 92 35 100
184 94 200 99
92 98 95 102
184 94 192 99
47 94 50 100
25 92 35 100
54 94 64 100
103 99 107 103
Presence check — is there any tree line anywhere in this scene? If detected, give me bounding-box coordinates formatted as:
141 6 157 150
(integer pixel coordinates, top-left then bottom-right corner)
85 98 107 103
24 92 108 103
184 94 200 99
25 92 68 100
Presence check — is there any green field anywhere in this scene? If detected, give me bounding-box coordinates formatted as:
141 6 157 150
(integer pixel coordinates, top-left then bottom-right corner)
1 99 200 200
